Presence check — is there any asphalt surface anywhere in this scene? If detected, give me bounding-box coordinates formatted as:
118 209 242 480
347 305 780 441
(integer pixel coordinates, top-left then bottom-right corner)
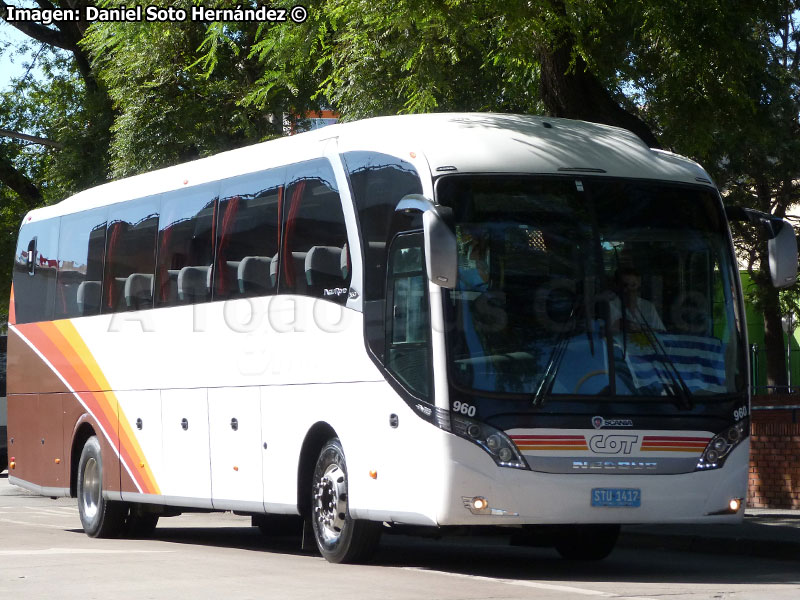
2 469 798 561
620 508 800 560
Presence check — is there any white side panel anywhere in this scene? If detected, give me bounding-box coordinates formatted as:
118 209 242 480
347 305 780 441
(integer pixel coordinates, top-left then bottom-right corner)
116 389 163 497
260 384 307 513
75 300 381 392
208 386 263 507
161 388 211 505
258 377 445 525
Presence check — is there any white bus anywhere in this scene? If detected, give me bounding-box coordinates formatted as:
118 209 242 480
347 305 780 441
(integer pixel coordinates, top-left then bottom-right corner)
6 113 797 562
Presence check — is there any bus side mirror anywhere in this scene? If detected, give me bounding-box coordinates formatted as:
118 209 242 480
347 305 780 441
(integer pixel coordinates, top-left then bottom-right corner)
725 206 798 288
395 195 457 288
423 209 457 288
768 219 798 288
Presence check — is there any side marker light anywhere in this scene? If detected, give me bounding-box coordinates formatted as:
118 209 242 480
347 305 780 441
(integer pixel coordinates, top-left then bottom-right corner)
369 470 378 480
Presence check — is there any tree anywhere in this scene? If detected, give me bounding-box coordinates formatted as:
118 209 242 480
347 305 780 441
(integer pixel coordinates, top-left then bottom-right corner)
1 0 114 199
81 14 277 177
2 0 798 392
619 2 800 390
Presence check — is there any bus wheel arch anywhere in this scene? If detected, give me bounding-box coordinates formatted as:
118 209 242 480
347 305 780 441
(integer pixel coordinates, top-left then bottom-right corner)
70 421 97 498
297 422 338 520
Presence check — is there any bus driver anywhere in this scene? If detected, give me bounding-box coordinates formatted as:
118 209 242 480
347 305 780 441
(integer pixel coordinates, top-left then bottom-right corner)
608 266 665 333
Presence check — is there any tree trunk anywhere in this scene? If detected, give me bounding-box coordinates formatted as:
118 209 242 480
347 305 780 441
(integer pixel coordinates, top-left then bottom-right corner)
758 260 788 392
538 28 661 149
0 152 43 208
1 0 114 202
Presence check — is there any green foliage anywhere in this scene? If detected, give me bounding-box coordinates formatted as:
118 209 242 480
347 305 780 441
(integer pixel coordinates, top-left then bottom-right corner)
2 0 800 350
0 189 25 328
81 0 279 178
0 34 113 323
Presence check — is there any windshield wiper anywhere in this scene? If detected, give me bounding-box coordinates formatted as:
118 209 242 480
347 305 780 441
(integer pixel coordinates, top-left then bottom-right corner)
532 301 581 407
632 307 694 410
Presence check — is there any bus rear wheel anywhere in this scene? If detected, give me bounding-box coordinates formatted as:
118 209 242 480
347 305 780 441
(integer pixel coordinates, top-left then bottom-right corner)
553 524 620 560
77 436 126 538
310 438 381 563
124 503 160 538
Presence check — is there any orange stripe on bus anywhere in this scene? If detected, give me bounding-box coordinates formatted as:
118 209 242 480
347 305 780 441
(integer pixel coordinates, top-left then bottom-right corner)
16 321 160 495
643 436 711 442
511 435 586 440
517 445 589 451
8 284 16 326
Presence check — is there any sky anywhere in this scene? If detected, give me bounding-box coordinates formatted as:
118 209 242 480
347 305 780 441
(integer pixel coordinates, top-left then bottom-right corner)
0 20 43 92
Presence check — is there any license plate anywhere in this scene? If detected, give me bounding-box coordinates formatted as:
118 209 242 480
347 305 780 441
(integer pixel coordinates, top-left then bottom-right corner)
591 488 641 507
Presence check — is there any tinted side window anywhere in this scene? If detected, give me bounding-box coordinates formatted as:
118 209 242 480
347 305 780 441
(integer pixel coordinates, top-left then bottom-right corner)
12 219 60 324
281 159 350 304
343 152 422 301
55 208 108 319
155 183 219 307
214 169 284 300
104 196 160 313
385 232 431 399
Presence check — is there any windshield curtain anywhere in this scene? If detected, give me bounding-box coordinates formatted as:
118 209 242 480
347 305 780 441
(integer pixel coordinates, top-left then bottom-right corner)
437 175 745 400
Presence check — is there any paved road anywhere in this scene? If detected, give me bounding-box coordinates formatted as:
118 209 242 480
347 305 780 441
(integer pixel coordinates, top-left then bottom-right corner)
1 473 798 600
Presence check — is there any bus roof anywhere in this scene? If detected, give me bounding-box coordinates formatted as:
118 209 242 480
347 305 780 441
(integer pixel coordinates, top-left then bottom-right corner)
23 113 714 224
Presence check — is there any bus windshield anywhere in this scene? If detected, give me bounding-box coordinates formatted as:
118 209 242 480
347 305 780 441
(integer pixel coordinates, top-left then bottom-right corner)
437 175 745 401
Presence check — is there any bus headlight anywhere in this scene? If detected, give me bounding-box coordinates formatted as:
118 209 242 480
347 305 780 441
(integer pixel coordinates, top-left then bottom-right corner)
436 409 529 470
696 419 748 471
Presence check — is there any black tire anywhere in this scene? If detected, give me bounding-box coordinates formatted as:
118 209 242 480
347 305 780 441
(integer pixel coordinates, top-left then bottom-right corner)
553 524 620 560
124 503 160 538
0 450 7 473
77 436 127 538
310 438 381 563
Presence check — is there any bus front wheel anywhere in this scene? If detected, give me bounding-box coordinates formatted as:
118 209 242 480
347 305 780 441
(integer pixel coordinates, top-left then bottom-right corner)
77 436 126 538
310 438 381 563
553 524 620 560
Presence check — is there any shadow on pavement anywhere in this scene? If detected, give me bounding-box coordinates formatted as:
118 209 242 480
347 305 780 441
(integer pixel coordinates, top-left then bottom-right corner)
104 523 800 586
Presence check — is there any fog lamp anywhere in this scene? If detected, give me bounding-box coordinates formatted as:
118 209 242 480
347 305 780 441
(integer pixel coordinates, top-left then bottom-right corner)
729 498 742 512
472 497 489 511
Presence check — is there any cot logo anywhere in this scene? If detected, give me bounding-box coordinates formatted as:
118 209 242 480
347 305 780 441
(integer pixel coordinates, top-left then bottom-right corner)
588 435 639 455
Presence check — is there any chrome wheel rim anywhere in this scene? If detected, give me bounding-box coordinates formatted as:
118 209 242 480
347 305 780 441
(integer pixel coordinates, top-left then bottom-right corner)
81 457 101 520
313 463 347 544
